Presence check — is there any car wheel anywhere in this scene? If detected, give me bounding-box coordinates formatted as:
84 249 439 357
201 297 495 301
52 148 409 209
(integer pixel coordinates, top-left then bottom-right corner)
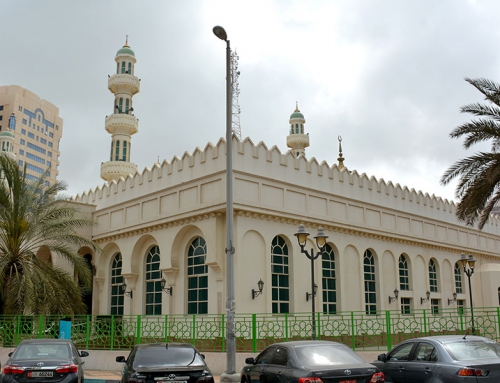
241 376 248 383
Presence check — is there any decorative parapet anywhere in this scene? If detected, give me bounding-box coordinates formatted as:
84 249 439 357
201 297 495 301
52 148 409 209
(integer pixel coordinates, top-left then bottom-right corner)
105 114 138 135
108 74 140 94
73 135 500 233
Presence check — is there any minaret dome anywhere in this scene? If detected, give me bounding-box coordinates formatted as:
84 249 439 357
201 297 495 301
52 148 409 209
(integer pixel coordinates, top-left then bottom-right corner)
286 102 310 157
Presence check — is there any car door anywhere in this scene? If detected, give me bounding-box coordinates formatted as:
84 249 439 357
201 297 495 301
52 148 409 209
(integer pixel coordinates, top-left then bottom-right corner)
380 342 416 383
248 346 277 383
263 347 289 383
405 342 438 383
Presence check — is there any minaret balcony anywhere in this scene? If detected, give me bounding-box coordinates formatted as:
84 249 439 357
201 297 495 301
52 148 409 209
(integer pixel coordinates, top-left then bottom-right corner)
286 133 310 149
100 161 138 182
108 74 140 95
105 114 138 135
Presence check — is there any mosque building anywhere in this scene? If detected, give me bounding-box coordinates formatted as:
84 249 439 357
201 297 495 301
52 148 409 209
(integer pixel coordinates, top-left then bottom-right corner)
67 40 500 320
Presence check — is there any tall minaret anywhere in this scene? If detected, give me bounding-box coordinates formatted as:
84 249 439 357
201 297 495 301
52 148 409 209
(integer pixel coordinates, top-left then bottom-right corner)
286 102 310 157
100 37 140 182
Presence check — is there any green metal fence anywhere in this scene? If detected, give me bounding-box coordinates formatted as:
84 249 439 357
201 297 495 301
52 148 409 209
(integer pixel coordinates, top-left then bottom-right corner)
1 307 498 352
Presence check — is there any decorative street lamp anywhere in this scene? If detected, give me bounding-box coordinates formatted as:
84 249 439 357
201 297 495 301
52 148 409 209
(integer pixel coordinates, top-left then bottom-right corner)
294 224 328 340
459 253 476 334
213 25 238 382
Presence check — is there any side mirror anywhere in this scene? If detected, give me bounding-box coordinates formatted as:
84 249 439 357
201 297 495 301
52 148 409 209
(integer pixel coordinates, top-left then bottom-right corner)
80 351 89 357
245 357 256 365
116 356 126 363
8 352 13 357
201 354 206 359
377 354 387 362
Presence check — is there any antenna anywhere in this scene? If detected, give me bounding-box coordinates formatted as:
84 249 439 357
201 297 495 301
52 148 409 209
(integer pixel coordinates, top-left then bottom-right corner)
230 49 241 139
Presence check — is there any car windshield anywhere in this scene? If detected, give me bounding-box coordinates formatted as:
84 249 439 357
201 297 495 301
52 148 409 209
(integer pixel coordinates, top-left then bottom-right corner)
134 346 205 367
445 341 500 360
295 344 364 366
14 343 70 359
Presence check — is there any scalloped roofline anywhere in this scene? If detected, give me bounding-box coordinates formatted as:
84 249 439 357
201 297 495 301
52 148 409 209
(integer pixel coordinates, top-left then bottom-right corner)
71 134 471 220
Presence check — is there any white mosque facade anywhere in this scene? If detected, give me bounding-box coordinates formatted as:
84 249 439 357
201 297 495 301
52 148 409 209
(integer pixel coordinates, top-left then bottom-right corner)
65 42 500 319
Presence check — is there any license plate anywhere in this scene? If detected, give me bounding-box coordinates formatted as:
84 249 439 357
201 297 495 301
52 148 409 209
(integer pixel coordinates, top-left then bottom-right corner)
28 371 54 378
339 380 355 383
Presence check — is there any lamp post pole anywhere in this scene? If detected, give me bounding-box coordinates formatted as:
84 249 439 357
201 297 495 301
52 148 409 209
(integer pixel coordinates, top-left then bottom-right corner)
460 253 476 335
295 225 328 340
213 26 237 381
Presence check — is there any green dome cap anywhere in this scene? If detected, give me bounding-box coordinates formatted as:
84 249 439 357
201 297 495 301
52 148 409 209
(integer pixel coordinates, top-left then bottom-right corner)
117 36 135 57
0 130 14 138
290 102 304 120
117 46 135 57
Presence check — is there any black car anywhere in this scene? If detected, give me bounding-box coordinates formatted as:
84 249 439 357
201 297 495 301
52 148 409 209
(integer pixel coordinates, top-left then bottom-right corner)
372 335 500 382
240 340 385 383
116 343 214 383
1 339 88 383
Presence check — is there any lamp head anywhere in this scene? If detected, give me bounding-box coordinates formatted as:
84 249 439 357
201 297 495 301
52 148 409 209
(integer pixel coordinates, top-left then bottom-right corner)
161 277 166 290
313 283 318 294
294 224 310 245
467 254 476 269
426 290 431 299
257 279 264 292
314 227 329 248
453 291 457 300
121 282 127 293
213 26 228 41
394 289 399 299
460 253 468 267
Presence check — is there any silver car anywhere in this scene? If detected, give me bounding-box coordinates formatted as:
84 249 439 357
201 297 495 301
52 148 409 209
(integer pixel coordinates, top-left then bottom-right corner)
372 335 500 382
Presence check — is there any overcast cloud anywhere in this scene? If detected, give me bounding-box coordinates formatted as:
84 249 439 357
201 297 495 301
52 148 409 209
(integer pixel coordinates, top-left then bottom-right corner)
1 0 498 201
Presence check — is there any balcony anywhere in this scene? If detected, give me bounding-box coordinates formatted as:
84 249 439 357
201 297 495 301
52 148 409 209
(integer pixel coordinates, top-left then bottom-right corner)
100 161 138 182
108 74 140 95
105 114 138 135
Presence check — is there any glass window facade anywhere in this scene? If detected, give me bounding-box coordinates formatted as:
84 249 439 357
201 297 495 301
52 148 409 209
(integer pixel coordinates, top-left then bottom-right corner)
363 250 377 315
322 244 336 314
110 253 124 315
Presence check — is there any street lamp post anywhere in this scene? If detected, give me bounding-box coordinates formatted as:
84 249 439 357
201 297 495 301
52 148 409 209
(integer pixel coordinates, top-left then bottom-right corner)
459 253 476 334
295 224 328 340
213 26 238 381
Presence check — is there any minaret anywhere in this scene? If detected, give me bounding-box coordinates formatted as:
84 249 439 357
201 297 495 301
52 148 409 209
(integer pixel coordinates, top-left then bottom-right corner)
100 37 140 182
0 123 16 181
286 102 310 157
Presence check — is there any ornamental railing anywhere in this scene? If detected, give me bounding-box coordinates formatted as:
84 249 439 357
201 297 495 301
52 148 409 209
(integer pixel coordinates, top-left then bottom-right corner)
0 307 498 352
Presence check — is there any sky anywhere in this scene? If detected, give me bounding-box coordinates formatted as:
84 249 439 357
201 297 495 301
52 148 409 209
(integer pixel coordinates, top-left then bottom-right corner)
1 0 499 201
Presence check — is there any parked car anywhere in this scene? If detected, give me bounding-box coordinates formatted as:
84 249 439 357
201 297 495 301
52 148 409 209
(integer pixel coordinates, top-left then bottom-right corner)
116 343 214 383
240 340 385 383
1 339 89 383
372 335 500 382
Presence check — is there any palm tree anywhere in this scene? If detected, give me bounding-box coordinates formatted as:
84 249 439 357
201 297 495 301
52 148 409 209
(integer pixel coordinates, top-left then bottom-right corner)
441 77 500 230
0 153 99 314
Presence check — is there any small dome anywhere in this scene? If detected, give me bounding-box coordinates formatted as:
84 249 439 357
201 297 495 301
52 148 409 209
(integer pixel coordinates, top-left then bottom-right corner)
0 130 14 138
290 102 304 120
116 45 135 57
290 110 304 119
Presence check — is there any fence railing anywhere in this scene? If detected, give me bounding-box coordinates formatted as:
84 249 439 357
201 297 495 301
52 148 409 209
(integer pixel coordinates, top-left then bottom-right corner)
1 307 498 352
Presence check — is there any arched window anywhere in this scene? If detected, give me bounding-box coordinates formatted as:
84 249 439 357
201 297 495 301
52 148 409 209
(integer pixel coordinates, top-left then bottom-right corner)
429 259 438 292
145 246 162 315
399 254 409 291
295 124 299 133
364 250 377 315
187 237 208 314
116 62 119 74
119 98 123 113
115 140 120 161
122 141 127 161
121 62 126 74
322 244 336 314
125 99 130 114
271 235 289 314
128 62 132 74
454 263 463 294
110 253 124 315
110 141 113 161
